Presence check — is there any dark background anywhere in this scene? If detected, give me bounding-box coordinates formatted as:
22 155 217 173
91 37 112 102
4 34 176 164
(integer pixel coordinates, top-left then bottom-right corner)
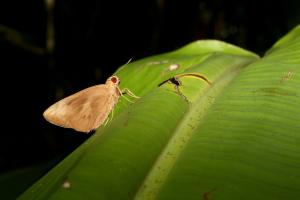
0 0 299 175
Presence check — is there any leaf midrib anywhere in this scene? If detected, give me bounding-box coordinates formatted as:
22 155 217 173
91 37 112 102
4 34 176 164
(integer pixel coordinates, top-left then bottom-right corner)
134 61 251 200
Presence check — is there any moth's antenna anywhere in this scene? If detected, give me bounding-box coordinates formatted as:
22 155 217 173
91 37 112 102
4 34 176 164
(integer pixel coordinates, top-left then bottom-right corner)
115 57 135 74
125 57 134 65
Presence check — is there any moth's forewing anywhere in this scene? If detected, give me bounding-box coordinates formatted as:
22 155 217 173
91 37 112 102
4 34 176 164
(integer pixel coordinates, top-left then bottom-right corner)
43 84 120 133
68 86 119 132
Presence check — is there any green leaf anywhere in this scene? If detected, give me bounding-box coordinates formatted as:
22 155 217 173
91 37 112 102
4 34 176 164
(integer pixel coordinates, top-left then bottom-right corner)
0 160 55 200
18 25 300 200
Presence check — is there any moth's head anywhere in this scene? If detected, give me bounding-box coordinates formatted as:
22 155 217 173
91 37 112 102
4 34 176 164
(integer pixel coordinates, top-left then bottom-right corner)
106 75 120 86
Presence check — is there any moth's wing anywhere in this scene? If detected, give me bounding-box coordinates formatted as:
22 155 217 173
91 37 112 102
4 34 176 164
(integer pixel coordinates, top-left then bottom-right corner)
43 85 116 133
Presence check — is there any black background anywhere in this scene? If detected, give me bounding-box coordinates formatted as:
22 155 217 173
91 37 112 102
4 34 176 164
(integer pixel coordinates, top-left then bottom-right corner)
0 0 299 174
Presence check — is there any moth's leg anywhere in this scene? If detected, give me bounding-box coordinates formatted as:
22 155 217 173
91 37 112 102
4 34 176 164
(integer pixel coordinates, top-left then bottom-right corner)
121 95 134 103
116 86 123 96
109 109 114 123
104 110 114 126
103 115 110 126
122 88 140 99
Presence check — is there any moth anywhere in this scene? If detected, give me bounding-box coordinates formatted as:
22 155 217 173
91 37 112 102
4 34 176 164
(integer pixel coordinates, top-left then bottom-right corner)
43 75 138 133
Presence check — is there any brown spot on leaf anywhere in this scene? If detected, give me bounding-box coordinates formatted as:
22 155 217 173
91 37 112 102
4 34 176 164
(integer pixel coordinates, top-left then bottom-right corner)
258 87 296 96
203 188 217 200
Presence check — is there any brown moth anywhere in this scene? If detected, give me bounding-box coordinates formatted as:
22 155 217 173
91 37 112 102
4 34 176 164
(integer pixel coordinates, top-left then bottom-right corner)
43 75 138 133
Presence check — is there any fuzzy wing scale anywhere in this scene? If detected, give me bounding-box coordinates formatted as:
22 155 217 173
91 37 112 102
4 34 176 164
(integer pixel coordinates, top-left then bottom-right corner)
43 85 119 132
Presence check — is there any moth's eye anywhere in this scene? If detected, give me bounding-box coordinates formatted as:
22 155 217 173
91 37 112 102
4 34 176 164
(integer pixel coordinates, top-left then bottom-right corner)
111 76 118 84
